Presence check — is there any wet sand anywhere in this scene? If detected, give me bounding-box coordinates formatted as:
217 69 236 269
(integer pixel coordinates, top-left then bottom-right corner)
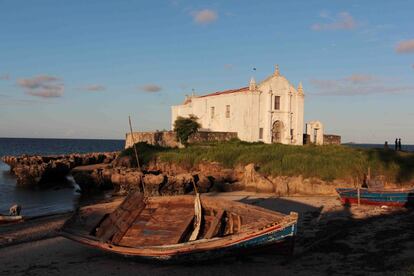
1 192 414 275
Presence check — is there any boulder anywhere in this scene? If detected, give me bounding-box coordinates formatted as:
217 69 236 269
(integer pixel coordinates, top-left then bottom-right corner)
71 164 112 193
111 155 135 168
197 162 237 184
242 163 274 193
143 174 165 196
110 169 143 195
195 174 213 193
269 175 346 196
161 173 193 195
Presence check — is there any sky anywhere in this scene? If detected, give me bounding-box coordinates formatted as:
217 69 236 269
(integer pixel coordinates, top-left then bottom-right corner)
0 0 413 143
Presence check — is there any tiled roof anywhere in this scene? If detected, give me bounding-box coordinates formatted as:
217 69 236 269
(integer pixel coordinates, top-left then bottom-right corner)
197 86 249 98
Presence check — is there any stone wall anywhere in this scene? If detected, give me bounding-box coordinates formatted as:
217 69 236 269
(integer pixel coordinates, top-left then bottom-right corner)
125 131 238 149
303 134 341 145
323 134 341 145
125 131 178 149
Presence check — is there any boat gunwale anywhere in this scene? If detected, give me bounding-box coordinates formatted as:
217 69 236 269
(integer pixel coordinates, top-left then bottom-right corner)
336 188 414 195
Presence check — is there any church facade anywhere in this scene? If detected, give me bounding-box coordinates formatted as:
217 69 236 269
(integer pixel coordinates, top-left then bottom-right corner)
171 66 305 145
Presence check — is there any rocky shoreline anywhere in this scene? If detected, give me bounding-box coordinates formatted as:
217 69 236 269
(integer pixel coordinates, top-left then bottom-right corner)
2 152 359 196
2 152 117 188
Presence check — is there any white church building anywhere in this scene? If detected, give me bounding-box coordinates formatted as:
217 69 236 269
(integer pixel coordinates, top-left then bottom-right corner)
171 66 305 145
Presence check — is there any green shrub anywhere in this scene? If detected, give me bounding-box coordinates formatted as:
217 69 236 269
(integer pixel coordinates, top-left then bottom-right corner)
173 115 201 147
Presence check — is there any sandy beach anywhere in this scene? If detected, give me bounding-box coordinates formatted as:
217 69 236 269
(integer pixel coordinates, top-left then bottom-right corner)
1 192 414 276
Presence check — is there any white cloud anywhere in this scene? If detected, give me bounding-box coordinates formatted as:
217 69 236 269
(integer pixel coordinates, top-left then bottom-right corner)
311 12 357 31
191 9 218 25
395 39 414 54
309 79 338 90
310 74 414 96
17 75 64 98
84 84 106 91
140 84 162 93
344 74 375 84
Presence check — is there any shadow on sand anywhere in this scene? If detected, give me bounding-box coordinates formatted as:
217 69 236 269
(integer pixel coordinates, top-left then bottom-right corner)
236 196 414 274
120 194 412 274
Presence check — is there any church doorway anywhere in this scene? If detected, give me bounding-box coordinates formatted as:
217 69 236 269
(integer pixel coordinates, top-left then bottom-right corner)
272 120 283 143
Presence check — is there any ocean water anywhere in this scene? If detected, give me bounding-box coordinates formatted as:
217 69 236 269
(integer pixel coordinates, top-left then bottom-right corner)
0 138 124 216
344 143 414 152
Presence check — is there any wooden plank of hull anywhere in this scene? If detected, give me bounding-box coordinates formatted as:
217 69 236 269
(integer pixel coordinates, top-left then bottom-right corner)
204 209 224 239
95 192 145 242
111 201 147 244
118 206 195 247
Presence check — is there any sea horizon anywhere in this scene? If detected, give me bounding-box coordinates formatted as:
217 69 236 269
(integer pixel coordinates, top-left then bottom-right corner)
0 136 124 141
1 136 413 146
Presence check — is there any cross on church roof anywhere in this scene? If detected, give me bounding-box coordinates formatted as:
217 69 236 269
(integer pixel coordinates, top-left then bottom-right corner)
274 64 280 76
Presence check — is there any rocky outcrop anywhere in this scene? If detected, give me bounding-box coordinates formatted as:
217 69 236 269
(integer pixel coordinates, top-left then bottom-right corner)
240 163 355 195
2 152 117 188
71 164 113 193
161 174 194 195
242 163 274 193
92 159 358 196
70 161 197 196
142 174 165 196
3 150 358 196
111 155 135 168
110 168 144 195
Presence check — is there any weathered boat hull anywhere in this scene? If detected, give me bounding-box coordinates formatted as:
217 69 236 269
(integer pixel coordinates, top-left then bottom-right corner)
62 221 297 262
336 188 414 207
61 194 298 262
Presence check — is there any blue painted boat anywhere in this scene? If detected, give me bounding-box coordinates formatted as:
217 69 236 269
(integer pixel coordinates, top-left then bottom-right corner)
336 188 414 207
61 192 298 262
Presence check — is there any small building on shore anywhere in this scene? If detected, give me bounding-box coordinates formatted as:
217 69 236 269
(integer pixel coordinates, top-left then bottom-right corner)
171 66 305 145
303 121 341 145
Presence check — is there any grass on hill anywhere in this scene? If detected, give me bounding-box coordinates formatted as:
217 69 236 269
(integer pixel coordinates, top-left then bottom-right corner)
121 140 414 183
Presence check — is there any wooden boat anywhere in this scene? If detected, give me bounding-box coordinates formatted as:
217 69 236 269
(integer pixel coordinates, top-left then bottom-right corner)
0 214 23 224
60 192 298 262
336 188 414 207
